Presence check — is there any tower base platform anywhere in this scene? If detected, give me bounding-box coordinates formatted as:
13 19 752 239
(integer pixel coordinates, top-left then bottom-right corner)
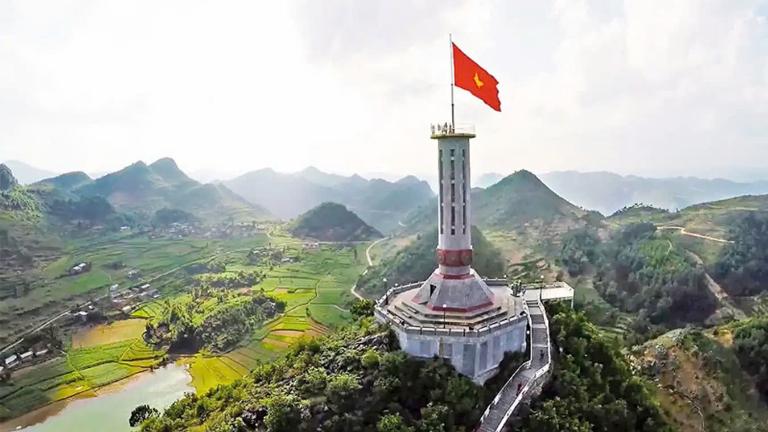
374 279 528 384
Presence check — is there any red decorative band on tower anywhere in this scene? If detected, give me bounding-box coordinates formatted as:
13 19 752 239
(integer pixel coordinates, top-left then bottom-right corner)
437 272 472 280
436 248 473 267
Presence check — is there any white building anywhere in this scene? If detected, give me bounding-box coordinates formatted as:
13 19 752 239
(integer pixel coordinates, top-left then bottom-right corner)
4 355 18 368
375 125 528 384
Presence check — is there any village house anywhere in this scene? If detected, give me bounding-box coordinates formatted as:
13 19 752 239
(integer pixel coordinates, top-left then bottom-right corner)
4 355 18 368
68 262 91 276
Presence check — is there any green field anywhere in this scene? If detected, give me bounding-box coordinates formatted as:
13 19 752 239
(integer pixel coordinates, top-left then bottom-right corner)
0 338 165 421
0 232 270 345
0 229 370 420
179 243 367 392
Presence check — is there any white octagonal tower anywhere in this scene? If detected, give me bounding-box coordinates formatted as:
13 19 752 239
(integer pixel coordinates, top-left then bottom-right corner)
375 124 528 384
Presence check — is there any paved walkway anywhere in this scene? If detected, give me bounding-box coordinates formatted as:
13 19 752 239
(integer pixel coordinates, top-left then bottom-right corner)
477 299 551 432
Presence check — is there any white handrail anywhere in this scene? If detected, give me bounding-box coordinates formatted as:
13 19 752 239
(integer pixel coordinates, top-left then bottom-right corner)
477 299 552 432
478 301 533 423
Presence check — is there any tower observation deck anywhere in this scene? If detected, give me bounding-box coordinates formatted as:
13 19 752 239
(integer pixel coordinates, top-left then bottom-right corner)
374 124 527 384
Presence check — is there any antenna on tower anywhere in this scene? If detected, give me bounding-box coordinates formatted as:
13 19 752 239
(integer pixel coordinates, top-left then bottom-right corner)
449 33 455 129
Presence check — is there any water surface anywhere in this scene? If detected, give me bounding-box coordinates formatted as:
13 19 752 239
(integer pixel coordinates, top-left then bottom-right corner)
4 364 192 432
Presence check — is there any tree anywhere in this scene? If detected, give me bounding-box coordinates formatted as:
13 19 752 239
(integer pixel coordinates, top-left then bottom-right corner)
361 349 380 369
351 298 375 318
418 403 450 432
326 373 361 412
129 404 158 427
378 413 414 432
264 395 302 432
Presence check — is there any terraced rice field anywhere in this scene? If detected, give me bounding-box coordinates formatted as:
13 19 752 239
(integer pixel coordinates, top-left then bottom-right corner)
0 338 165 421
182 244 367 392
70 319 146 348
131 301 165 319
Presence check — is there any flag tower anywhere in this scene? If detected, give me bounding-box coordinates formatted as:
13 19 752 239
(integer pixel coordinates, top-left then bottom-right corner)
373 39 526 384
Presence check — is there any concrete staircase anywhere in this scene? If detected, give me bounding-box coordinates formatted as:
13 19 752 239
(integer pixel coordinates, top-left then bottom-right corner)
477 299 551 432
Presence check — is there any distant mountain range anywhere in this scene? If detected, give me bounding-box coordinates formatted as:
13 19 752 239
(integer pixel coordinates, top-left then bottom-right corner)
471 170 768 216
224 166 434 233
10 157 768 223
540 171 768 215
32 158 270 223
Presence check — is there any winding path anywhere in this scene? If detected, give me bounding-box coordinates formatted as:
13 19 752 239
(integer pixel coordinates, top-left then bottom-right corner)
477 299 552 432
349 238 387 301
365 237 388 266
656 226 733 244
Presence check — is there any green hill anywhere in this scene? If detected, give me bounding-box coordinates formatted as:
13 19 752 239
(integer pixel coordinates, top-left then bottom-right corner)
473 170 585 229
74 158 270 223
36 171 93 190
357 225 505 298
0 166 62 299
630 325 768 432
290 202 382 242
135 306 670 431
403 170 587 234
0 164 18 191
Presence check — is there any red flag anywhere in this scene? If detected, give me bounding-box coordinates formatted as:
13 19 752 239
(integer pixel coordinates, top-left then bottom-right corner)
452 43 501 111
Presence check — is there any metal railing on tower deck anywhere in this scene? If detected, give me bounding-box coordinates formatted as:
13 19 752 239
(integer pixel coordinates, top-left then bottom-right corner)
430 123 476 138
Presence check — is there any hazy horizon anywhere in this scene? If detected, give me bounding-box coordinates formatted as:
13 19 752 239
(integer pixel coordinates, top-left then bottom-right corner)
2 1 768 181
6 157 768 191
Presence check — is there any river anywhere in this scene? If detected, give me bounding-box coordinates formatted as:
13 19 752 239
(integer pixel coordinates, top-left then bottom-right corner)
0 364 193 432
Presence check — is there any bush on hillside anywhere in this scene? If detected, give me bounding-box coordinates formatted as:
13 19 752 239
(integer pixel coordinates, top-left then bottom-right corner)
519 304 672 432
714 212 768 296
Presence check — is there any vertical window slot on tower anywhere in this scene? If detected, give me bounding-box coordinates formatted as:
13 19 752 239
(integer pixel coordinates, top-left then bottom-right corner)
438 150 443 234
450 149 455 180
462 149 467 234
451 206 455 234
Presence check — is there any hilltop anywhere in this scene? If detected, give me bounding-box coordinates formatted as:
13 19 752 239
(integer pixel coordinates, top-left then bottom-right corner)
630 325 768 432
135 306 670 431
290 202 382 242
401 170 593 264
473 170 586 229
225 167 433 233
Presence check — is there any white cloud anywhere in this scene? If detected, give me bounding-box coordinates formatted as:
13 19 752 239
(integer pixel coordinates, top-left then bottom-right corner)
1 0 767 180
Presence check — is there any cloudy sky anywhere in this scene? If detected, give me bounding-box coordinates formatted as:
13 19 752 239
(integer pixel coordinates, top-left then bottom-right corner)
2 0 767 181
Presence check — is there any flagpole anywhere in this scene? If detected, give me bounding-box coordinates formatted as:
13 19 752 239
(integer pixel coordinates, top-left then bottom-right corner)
449 33 455 129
